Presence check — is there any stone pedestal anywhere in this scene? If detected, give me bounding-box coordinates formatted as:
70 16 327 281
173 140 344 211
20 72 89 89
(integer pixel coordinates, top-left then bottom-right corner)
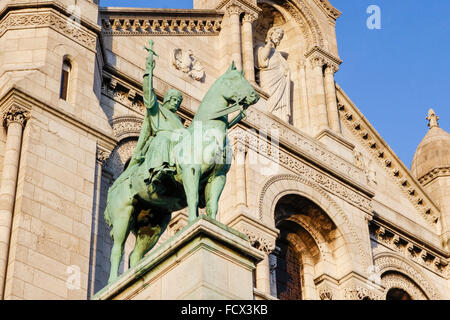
93 216 264 300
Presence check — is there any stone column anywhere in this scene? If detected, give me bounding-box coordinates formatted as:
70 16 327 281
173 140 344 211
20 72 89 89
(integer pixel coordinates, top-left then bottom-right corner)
234 143 247 207
324 65 340 133
242 13 257 83
297 60 311 134
0 107 28 299
88 147 110 298
310 56 329 133
256 253 271 294
227 5 243 70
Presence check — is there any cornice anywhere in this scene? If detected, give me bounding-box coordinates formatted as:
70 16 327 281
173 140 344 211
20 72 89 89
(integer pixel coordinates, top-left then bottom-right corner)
311 0 342 21
100 8 223 37
370 219 449 278
0 88 117 152
418 167 450 186
216 0 262 16
336 84 441 229
305 45 342 68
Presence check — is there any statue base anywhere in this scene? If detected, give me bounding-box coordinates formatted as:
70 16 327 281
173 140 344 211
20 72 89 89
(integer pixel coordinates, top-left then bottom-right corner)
93 215 264 300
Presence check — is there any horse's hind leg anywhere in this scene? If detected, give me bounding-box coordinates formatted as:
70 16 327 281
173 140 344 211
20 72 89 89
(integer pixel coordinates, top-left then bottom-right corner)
181 165 201 222
129 211 171 267
108 204 133 284
205 173 227 220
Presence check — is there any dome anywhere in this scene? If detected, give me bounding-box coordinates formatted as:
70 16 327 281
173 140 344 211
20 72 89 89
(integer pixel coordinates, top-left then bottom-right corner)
411 109 450 180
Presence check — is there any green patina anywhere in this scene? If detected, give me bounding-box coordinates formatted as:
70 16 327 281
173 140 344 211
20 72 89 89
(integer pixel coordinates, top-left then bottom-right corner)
103 40 259 285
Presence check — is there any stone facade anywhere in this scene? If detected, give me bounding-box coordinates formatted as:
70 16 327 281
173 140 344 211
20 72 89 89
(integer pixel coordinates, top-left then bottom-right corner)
0 0 448 300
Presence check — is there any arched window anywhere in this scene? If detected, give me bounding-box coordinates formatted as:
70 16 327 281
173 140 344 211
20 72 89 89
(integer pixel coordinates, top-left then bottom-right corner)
60 59 72 100
386 288 412 300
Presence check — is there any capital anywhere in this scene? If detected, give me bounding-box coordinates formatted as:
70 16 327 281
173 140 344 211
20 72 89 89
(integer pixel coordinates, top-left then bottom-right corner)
242 13 258 24
325 64 339 74
3 106 29 128
97 146 111 165
309 55 326 68
226 4 243 16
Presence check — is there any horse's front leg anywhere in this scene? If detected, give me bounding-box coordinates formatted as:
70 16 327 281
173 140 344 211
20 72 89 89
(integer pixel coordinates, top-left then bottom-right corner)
181 165 201 221
205 164 229 220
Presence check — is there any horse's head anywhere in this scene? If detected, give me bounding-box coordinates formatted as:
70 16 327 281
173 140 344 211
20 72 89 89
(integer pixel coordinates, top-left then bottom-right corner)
220 62 259 109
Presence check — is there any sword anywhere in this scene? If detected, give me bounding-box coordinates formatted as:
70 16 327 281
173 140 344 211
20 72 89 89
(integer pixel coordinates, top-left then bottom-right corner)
144 39 159 61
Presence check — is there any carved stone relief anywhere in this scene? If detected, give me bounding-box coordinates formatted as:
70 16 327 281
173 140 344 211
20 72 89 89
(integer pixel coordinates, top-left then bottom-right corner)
172 49 205 81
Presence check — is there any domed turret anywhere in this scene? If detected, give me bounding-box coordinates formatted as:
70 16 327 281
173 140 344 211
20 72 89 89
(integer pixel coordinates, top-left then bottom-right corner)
411 109 450 181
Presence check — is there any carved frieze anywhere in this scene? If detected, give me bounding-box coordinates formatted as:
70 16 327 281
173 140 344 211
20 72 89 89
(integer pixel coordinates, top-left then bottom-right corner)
101 16 222 36
241 226 276 254
343 285 382 300
0 11 97 51
374 253 441 300
230 128 373 213
111 116 143 141
338 95 440 227
369 222 448 276
241 109 367 187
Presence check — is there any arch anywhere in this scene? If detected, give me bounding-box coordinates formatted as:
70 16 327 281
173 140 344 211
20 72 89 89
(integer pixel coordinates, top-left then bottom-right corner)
374 252 441 300
111 115 144 141
59 57 72 101
383 272 426 300
257 0 325 50
259 174 371 272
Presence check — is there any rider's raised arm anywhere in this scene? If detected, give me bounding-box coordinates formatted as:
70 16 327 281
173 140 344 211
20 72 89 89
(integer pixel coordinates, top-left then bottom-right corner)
143 54 157 113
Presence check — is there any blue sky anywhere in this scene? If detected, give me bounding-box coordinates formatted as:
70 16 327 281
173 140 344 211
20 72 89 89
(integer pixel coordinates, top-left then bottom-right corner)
100 0 450 168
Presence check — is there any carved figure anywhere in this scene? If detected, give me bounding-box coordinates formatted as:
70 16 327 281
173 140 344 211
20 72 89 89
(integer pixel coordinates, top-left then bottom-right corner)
256 27 291 122
173 48 205 81
104 40 259 284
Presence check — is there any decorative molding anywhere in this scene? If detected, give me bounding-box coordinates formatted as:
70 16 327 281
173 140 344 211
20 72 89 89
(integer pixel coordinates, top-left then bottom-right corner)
230 128 373 213
337 86 441 228
312 0 342 21
2 105 30 128
102 76 146 116
227 213 279 254
216 0 261 16
369 221 448 277
281 0 325 50
318 287 334 300
343 285 382 300
0 89 117 153
381 272 428 300
111 116 143 141
374 252 441 300
418 166 450 186
240 110 369 189
97 145 111 165
242 12 258 24
258 174 371 271
0 10 97 51
101 15 222 36
305 46 342 70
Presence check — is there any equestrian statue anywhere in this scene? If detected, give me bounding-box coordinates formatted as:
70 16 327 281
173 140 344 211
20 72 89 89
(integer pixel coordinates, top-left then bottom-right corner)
104 40 260 284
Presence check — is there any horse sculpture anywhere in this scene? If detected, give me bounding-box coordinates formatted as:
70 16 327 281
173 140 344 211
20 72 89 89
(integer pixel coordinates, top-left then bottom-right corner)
104 41 260 284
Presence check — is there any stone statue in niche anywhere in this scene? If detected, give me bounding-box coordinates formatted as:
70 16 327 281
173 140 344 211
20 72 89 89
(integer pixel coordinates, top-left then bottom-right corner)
255 27 291 122
172 48 205 81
